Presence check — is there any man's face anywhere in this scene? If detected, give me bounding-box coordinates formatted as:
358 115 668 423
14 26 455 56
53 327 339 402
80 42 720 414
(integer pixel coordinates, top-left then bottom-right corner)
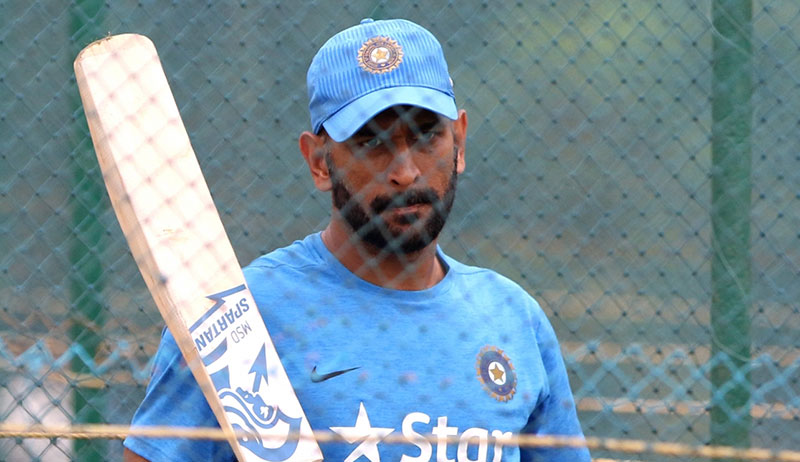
325 106 464 254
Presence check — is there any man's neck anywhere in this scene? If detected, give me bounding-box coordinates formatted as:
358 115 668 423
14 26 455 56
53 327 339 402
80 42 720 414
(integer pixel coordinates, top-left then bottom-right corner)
320 222 446 291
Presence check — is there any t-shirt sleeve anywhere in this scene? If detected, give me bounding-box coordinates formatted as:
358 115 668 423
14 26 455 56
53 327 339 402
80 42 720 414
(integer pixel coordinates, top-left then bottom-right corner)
123 328 235 462
520 307 591 462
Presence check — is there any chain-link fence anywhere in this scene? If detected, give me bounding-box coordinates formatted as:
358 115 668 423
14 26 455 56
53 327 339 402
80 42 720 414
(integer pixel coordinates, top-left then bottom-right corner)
1 0 798 461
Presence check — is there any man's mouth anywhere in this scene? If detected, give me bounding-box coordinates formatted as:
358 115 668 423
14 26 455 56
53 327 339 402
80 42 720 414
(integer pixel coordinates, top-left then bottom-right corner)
386 203 427 215
372 190 437 215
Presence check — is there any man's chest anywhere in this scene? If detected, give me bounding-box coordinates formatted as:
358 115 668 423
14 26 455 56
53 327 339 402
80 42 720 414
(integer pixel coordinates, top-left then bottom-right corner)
267 304 548 462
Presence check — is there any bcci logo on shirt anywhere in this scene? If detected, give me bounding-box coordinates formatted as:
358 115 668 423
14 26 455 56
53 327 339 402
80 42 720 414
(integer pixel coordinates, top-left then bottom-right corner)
358 36 403 74
476 346 516 402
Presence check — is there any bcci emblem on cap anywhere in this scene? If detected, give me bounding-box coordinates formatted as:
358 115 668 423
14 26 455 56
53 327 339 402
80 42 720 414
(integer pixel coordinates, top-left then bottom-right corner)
476 346 517 402
358 36 403 74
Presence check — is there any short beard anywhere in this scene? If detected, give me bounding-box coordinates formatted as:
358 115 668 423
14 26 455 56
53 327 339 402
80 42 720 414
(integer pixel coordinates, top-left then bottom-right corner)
327 153 458 254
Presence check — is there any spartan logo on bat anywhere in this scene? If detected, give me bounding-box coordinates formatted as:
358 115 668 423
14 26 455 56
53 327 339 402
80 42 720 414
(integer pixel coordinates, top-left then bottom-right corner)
194 286 304 461
204 340 303 461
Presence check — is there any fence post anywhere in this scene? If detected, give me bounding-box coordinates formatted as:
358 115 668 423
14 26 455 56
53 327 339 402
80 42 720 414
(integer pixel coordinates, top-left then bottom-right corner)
710 0 752 454
69 1 106 461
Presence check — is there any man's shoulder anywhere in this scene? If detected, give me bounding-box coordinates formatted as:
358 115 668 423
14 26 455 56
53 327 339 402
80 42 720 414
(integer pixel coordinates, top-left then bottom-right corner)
245 232 326 273
442 253 536 302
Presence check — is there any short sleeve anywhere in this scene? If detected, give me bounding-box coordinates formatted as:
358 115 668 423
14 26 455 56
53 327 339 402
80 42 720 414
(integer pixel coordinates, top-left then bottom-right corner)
520 312 591 462
123 328 235 462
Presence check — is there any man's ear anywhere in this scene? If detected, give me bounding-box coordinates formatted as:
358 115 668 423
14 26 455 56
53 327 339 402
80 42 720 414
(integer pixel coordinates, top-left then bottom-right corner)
453 109 468 174
299 131 332 191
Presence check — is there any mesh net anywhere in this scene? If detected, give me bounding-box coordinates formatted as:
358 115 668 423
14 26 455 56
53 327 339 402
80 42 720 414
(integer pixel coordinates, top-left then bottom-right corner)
1 1 798 461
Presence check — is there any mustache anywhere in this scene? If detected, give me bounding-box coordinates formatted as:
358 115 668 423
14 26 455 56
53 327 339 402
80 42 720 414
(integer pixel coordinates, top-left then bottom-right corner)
370 189 440 214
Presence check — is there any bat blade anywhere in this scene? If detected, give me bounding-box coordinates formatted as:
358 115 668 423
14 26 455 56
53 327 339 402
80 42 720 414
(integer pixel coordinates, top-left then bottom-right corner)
74 33 322 462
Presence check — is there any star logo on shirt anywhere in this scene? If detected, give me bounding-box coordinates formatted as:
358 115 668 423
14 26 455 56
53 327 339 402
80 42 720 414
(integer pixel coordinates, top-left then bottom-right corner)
330 402 395 462
476 346 517 402
489 362 507 384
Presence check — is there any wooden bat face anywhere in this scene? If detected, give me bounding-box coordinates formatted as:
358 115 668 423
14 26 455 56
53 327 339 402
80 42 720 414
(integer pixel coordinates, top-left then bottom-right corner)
74 33 321 462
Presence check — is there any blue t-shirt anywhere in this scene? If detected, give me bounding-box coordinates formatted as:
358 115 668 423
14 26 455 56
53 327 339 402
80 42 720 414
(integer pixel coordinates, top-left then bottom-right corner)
124 233 590 462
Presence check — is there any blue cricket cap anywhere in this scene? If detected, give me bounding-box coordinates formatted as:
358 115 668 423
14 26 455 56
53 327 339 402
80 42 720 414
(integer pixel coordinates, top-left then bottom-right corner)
307 18 457 142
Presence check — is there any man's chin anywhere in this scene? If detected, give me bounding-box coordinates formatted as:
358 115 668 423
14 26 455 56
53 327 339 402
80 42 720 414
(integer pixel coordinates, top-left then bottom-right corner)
385 235 431 255
356 225 435 255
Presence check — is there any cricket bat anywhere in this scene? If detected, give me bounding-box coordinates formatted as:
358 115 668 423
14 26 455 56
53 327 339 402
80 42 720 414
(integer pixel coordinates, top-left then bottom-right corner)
74 34 322 462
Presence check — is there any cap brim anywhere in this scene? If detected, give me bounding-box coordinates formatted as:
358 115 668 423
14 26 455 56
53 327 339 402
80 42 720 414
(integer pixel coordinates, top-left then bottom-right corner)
322 86 457 142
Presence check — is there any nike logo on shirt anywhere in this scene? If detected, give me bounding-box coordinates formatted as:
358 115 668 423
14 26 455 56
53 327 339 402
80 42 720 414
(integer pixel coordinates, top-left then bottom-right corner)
310 366 360 383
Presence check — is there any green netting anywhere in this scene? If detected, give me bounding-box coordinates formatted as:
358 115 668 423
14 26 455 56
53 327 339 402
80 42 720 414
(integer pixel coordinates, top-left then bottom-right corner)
1 1 798 461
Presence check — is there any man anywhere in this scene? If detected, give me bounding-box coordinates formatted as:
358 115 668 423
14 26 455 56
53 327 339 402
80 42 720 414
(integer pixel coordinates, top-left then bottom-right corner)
124 18 589 462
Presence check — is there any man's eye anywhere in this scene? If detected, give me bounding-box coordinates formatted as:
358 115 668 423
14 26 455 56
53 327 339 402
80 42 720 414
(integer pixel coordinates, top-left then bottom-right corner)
357 137 383 149
417 129 440 143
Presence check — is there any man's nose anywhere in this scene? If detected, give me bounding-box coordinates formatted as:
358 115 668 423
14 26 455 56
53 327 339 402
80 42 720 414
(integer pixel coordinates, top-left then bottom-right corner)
386 144 421 187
